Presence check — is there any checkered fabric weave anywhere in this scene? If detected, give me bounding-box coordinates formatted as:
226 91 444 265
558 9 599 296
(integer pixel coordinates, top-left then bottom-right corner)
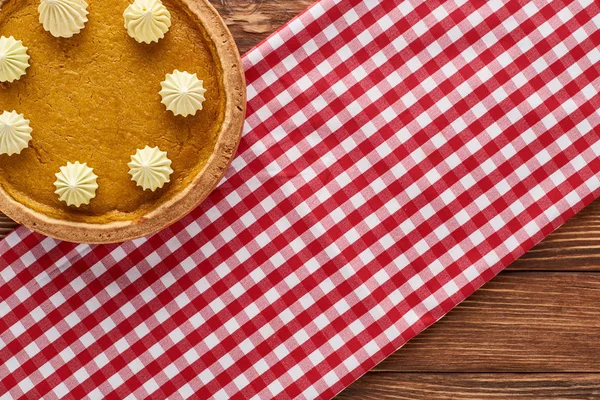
2 0 600 398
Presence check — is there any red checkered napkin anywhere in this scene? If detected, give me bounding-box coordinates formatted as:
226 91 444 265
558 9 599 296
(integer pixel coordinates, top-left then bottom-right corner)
2 0 600 398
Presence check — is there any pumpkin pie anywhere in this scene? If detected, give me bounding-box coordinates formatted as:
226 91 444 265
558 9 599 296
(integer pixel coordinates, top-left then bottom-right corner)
0 0 245 243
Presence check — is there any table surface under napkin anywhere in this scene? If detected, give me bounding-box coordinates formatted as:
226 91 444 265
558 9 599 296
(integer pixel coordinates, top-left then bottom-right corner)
0 0 598 398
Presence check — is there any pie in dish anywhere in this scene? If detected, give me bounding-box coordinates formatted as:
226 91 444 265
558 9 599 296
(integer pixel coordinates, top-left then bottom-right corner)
0 0 245 243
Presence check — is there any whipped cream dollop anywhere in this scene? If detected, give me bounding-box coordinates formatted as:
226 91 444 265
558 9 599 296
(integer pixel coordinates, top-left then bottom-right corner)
159 70 207 117
54 162 98 207
124 0 172 44
128 146 173 191
0 36 30 83
0 111 32 156
39 0 89 38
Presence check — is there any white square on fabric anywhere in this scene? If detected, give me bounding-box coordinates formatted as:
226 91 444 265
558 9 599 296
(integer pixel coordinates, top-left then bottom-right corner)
403 309 419 326
343 8 359 25
407 275 424 291
442 281 460 297
406 56 422 73
267 379 285 397
412 20 428 37
178 384 196 398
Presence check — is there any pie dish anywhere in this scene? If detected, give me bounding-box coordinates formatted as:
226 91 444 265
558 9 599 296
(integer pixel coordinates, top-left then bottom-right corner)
0 0 245 243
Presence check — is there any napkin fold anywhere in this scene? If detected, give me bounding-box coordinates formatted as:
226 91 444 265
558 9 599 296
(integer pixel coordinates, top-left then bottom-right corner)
2 0 600 398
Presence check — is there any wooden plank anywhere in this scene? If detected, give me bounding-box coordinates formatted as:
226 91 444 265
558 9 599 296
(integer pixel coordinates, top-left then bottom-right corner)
511 200 600 271
374 272 600 372
0 215 17 238
210 0 315 54
336 373 600 399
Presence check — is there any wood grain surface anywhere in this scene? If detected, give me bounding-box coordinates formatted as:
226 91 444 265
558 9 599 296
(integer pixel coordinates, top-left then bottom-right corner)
339 374 600 399
2 1 599 398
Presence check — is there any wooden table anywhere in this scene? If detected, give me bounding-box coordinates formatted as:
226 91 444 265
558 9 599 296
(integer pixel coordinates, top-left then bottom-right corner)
3 1 598 398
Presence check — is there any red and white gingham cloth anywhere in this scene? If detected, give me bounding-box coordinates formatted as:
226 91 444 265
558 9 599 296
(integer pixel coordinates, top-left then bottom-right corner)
2 0 600 398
